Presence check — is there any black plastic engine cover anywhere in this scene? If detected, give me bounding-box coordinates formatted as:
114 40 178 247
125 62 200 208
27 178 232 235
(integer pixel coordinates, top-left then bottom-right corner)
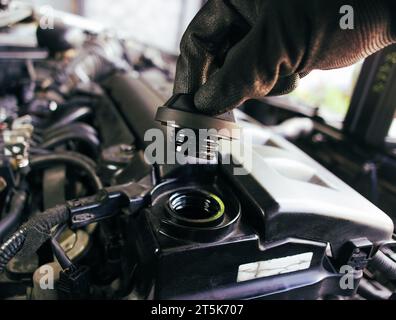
125 165 361 300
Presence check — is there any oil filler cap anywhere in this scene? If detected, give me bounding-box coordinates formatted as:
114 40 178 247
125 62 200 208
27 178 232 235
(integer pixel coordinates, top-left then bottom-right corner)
155 94 240 140
155 94 240 160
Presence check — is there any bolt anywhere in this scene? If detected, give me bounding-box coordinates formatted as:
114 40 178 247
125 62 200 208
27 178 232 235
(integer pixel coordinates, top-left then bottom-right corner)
12 146 21 154
49 101 58 112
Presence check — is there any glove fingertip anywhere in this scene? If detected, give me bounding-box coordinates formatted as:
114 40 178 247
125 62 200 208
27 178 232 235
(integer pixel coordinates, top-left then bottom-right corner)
194 90 217 115
195 83 247 116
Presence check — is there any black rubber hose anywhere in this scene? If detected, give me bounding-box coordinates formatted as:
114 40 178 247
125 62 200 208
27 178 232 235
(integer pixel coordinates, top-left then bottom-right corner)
47 106 92 131
0 190 28 243
31 132 44 145
0 205 70 272
58 97 94 109
40 131 100 156
30 152 103 191
370 250 396 281
51 224 75 270
29 147 51 155
357 278 392 300
44 122 97 140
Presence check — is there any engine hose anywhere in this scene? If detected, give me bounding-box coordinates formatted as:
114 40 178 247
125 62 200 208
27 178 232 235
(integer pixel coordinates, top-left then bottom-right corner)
44 122 97 140
32 132 44 145
0 204 70 272
370 250 396 281
47 106 92 131
58 97 95 109
40 131 100 156
30 152 103 191
0 190 28 243
43 128 99 146
29 147 52 155
357 278 392 300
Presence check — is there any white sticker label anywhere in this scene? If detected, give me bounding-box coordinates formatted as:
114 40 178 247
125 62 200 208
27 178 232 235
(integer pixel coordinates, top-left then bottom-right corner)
237 252 313 282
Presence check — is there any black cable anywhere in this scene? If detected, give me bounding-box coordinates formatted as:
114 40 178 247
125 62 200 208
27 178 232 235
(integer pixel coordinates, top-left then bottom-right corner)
29 147 51 155
0 189 28 243
0 231 25 272
31 132 44 145
2 152 103 272
51 224 75 271
357 278 392 300
40 131 100 156
0 204 70 272
58 97 95 109
29 152 103 191
47 106 92 131
44 122 97 140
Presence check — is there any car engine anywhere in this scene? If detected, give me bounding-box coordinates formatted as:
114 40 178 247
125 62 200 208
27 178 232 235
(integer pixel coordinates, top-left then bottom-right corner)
0 8 396 300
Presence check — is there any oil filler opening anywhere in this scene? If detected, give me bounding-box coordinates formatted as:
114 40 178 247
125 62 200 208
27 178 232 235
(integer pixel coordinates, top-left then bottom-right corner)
167 190 225 227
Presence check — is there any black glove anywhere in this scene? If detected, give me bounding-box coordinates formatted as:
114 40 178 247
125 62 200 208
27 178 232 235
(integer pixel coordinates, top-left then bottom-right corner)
174 0 396 115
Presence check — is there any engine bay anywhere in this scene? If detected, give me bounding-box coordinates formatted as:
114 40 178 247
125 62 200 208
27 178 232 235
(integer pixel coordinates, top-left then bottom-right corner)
1 10 396 301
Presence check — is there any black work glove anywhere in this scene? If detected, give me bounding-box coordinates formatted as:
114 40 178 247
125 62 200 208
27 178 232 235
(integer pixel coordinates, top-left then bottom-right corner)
174 0 396 115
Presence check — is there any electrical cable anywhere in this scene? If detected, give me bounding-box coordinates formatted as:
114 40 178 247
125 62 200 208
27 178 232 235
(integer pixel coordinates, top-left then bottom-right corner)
47 106 92 131
0 189 28 243
51 223 75 271
29 152 103 191
370 250 396 281
0 204 69 272
40 131 100 156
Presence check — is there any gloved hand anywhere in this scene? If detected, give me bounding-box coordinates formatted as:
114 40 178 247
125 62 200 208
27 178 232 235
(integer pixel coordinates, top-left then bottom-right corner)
174 0 396 115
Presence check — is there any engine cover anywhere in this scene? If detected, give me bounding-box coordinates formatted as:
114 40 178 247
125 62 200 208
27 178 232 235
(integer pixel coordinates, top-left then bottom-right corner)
125 129 393 299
